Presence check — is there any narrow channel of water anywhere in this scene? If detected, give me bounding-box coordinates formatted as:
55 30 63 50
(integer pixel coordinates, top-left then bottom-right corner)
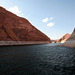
0 43 75 75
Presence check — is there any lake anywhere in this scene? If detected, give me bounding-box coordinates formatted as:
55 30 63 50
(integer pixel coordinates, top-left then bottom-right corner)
0 43 75 75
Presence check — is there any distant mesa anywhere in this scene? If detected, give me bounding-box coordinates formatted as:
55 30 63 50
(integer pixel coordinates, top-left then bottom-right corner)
0 6 51 45
54 33 71 43
60 28 75 48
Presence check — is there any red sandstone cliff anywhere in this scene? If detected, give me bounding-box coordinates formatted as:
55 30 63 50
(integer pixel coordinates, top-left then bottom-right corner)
60 28 75 48
0 6 51 45
54 33 70 43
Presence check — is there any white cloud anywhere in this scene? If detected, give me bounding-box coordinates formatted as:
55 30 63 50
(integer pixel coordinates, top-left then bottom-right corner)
50 17 54 20
42 17 54 23
42 18 49 22
8 6 23 16
47 22 55 27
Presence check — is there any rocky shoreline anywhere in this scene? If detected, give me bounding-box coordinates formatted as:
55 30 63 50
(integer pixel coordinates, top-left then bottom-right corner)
59 40 75 48
0 41 50 46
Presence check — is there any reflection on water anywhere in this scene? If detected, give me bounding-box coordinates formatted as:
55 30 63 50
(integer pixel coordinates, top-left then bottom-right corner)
0 43 75 75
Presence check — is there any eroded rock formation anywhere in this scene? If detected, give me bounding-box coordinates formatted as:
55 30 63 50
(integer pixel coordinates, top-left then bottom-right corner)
60 28 75 48
0 6 51 45
54 33 70 43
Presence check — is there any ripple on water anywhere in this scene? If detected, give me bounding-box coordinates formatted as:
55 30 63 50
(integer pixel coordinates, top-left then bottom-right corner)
0 44 75 75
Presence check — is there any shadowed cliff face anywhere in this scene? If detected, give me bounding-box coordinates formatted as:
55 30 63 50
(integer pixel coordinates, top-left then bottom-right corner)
0 6 51 42
54 33 70 43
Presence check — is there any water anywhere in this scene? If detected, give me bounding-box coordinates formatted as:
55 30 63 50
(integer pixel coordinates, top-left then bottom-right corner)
0 43 75 75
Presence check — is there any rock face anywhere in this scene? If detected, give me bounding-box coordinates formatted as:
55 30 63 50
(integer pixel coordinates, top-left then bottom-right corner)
60 28 75 48
0 6 51 45
54 33 70 43
51 40 56 43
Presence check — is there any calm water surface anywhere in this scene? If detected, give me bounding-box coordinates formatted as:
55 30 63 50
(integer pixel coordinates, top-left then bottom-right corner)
0 43 75 75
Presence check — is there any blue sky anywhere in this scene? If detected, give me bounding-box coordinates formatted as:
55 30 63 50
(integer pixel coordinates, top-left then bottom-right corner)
0 0 75 39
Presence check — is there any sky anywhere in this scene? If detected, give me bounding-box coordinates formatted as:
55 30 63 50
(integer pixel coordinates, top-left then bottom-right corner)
0 0 75 40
